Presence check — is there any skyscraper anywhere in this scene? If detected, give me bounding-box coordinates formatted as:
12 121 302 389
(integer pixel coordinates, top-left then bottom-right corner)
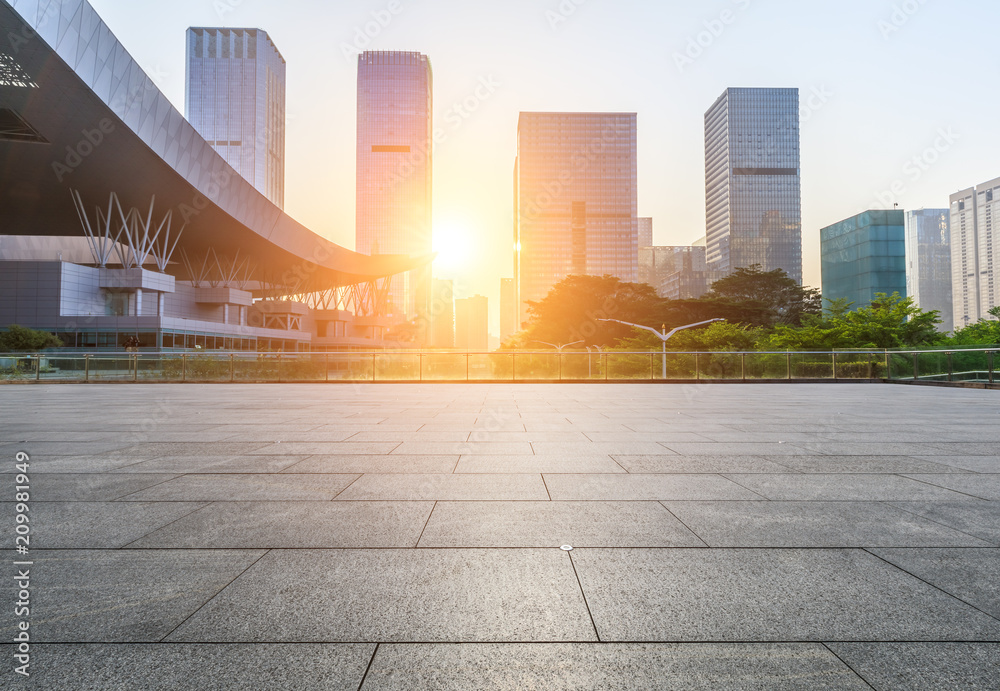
186 28 286 208
429 278 455 349
638 217 653 249
951 177 1000 328
356 51 433 321
514 112 638 325
455 295 489 352
905 209 953 333
500 277 517 342
704 88 802 284
821 210 906 310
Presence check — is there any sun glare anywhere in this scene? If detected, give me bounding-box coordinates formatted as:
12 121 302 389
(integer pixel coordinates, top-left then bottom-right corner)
432 222 475 275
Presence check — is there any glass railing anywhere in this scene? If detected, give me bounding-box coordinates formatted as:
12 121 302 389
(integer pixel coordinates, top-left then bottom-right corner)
0 349 996 384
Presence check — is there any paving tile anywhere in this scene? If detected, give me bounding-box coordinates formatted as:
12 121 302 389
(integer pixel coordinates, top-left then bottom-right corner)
901 474 1000 500
768 456 968 474
889 502 1000 545
790 442 949 456
663 502 991 548
913 456 1000 473
335 474 549 501
219 429 361 442
167 549 596 642
929 443 1000 456
114 455 309 474
345 431 471 442
0 455 154 473
455 455 625 474
613 455 794 474
661 443 819 456
120 474 361 501
583 432 713 443
113 442 274 457
0 643 375 691
248 442 401 455
28 473 179 501
0 550 264 642
0 441 133 456
543 474 763 501
362 643 869 690
0 501 206 548
130 501 433 548
281 455 459 474
570 548 1000 641
390 442 535 455
531 441 676 455
724 474 974 501
418 501 704 548
871 548 1000 619
826 643 1000 691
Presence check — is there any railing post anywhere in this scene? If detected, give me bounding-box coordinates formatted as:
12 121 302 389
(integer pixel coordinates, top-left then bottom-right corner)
787 352 792 380
511 353 516 382
912 352 919 381
883 351 889 380
990 351 995 384
741 352 746 382
230 353 236 383
696 353 701 381
84 354 90 383
133 355 138 382
466 353 470 382
650 353 654 381
419 352 423 382
326 353 330 383
559 352 563 381
35 355 41 381
832 352 838 381
947 352 954 382
182 354 187 382
372 353 377 381
604 353 608 382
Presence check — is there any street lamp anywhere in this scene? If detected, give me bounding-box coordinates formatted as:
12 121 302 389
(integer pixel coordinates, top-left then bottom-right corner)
585 345 604 378
598 318 725 379
530 340 584 353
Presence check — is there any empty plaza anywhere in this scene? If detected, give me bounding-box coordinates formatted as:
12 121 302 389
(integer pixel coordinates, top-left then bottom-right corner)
2 382 999 689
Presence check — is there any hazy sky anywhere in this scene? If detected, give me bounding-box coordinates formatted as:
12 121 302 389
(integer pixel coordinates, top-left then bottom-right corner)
88 0 999 333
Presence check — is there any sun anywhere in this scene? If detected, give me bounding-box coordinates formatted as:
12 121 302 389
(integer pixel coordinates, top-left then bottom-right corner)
432 221 476 276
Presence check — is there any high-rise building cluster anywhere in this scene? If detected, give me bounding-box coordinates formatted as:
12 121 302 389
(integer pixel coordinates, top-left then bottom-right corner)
820 176 1000 332
184 26 995 344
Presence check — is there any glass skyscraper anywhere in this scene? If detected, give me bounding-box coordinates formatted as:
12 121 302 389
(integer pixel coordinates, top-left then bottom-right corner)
705 88 802 284
905 209 953 332
186 28 286 208
514 112 638 325
356 51 433 321
951 177 1000 329
821 210 906 310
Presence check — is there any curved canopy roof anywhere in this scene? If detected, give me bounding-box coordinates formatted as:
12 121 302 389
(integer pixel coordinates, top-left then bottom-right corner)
0 0 430 287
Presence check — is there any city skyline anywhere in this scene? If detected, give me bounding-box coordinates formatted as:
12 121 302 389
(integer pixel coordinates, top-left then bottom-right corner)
88 0 1000 333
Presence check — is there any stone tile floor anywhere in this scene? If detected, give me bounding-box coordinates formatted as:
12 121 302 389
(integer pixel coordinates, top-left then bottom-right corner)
1 383 998 689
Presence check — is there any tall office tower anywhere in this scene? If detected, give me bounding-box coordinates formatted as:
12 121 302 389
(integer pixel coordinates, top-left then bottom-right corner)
821 210 906 310
455 295 489 352
356 51 433 321
704 88 802 284
514 112 638 325
905 209 953 332
429 278 455 349
638 218 653 249
186 28 286 208
500 278 517 342
951 177 1000 328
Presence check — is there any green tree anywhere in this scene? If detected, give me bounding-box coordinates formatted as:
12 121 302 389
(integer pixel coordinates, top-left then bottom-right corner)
0 325 63 352
704 265 823 327
835 293 942 349
946 307 1000 347
518 275 664 348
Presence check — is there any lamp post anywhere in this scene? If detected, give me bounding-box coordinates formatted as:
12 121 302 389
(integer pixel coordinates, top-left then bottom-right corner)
530 341 584 352
598 318 725 379
585 345 604 378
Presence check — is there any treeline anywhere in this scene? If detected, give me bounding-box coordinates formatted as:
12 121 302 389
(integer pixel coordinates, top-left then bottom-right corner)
506 267 1000 351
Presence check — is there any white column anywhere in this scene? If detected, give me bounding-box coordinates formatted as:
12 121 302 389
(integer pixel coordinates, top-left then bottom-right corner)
224 304 230 324
134 289 142 316
158 293 166 316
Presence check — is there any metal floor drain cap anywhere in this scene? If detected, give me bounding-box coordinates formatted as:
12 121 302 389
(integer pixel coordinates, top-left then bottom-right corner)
560 545 573 551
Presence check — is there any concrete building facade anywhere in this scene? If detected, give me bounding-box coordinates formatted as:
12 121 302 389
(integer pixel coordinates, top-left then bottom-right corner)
186 27 286 208
951 178 1000 328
